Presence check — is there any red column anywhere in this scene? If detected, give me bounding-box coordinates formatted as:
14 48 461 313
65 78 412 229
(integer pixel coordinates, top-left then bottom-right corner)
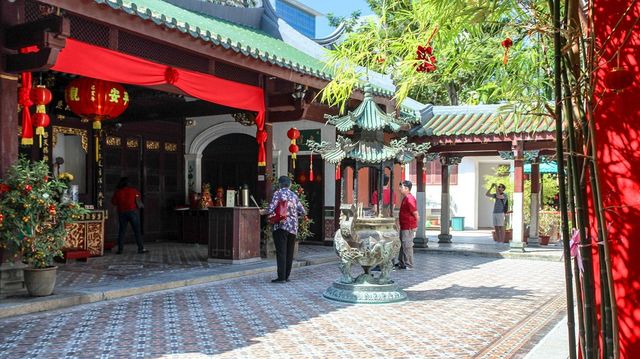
510 143 525 251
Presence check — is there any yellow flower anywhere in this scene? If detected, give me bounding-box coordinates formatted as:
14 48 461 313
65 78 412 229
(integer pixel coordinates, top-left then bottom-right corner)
58 172 74 181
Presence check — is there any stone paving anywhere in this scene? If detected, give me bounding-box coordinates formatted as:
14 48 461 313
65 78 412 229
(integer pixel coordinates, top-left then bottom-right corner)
0 251 568 359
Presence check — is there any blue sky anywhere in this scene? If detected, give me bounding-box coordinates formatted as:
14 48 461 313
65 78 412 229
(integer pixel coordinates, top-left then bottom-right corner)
295 0 372 37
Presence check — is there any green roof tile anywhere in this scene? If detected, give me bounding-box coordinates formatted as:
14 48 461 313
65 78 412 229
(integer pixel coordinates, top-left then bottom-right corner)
410 105 555 138
95 0 331 79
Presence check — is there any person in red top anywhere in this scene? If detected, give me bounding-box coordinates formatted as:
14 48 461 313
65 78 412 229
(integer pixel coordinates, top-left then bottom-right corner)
371 175 395 217
397 180 419 270
111 177 148 254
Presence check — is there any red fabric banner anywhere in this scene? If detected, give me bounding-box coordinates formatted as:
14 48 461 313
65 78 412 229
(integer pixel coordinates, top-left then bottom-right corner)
51 39 267 166
592 1 640 357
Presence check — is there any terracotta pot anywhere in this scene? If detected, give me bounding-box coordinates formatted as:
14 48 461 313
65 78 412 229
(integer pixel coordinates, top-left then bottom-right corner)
23 266 57 297
539 235 550 246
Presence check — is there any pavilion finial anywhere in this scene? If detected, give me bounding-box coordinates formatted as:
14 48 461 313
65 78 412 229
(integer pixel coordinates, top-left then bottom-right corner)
363 84 373 98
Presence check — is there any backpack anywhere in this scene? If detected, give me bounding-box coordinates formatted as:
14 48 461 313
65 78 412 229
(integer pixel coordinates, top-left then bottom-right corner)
268 200 288 224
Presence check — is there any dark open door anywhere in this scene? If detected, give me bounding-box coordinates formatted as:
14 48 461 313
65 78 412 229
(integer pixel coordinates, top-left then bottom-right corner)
289 154 324 242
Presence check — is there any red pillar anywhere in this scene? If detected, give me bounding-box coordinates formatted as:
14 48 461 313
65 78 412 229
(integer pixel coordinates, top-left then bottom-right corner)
593 1 640 355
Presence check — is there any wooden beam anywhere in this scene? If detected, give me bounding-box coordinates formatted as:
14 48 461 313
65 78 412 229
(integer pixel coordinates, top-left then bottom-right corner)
4 15 69 49
428 140 557 155
5 47 61 73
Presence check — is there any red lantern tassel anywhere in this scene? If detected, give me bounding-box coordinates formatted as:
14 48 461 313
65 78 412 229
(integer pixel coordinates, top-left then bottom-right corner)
335 163 341 180
309 154 314 182
401 165 405 180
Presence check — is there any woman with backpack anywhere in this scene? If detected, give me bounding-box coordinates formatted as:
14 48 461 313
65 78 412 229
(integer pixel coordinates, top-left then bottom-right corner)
260 176 306 283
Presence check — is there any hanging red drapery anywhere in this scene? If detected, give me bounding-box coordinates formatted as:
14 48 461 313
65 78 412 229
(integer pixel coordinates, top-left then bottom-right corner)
51 39 267 166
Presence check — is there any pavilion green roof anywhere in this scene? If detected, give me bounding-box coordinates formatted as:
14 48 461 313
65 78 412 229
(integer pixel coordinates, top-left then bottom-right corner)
409 105 555 138
93 0 396 97
326 85 417 132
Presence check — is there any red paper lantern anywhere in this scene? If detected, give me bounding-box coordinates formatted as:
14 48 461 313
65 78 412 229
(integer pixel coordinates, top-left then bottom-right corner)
30 85 52 143
289 144 299 154
605 67 634 93
33 113 50 134
287 127 301 168
65 77 129 130
287 127 300 140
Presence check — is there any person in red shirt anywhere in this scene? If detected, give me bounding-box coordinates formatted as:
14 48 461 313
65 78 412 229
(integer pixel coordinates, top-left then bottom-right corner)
371 175 395 217
397 180 419 270
111 177 148 254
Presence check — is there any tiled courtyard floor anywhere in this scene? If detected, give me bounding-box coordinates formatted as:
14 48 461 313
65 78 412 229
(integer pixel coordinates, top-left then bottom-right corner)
0 251 568 359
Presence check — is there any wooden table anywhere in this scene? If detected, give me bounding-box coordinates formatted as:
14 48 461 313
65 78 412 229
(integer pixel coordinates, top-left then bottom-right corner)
176 207 261 263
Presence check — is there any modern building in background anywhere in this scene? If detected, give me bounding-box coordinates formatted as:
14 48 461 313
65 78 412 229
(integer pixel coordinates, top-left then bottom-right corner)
274 0 321 38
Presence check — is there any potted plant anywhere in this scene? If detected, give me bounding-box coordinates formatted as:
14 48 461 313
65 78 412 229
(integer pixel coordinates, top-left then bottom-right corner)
0 157 87 296
261 174 313 258
537 209 560 246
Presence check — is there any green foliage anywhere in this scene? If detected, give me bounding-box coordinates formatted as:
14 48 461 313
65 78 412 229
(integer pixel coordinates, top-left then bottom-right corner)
327 10 362 33
262 174 314 241
0 157 88 268
538 209 560 236
320 0 554 110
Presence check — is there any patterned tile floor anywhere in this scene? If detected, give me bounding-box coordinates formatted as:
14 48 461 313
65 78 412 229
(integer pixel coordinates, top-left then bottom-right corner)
0 252 568 359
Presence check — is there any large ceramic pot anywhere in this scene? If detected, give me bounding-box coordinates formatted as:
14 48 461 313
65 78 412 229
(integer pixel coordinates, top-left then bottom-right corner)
23 266 57 297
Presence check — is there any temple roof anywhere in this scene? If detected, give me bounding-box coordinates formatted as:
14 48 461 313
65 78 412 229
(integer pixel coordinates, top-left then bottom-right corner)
95 0 332 79
409 104 555 138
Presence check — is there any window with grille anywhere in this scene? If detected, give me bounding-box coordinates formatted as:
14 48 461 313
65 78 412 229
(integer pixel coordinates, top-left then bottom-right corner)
425 160 458 185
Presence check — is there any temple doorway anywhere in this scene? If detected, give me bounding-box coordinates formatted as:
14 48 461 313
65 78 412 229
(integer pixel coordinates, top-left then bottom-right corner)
201 133 258 199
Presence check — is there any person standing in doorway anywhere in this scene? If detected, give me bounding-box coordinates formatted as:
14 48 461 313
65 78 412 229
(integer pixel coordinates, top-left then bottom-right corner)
111 177 148 254
486 183 508 243
371 175 394 217
260 176 306 283
397 180 419 270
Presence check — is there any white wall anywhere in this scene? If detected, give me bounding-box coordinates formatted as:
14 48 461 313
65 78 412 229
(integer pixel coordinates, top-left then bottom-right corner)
424 157 478 230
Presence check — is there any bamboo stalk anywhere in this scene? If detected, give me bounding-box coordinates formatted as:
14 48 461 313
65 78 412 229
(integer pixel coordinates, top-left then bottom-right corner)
553 1 577 357
565 67 599 359
564 71 586 358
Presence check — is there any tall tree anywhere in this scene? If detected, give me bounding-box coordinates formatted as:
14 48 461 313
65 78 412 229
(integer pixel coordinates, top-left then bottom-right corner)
321 0 554 108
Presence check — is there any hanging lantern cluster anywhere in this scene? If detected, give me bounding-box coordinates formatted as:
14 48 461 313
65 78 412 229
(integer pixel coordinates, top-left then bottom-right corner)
287 127 300 169
501 37 513 65
415 27 439 73
64 77 129 130
605 54 633 93
31 85 53 147
415 45 437 73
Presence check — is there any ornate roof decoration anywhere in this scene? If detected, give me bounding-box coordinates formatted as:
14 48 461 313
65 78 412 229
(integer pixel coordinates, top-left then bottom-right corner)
325 85 416 132
308 86 430 166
